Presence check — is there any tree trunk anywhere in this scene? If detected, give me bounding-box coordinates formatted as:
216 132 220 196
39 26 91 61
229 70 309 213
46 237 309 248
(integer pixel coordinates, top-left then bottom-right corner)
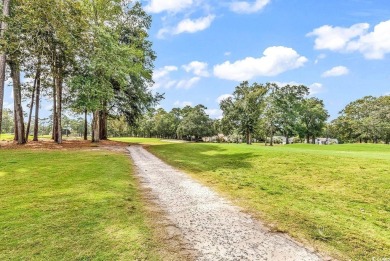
9 60 25 144
33 69 41 141
25 73 37 142
285 133 289 144
246 129 252 145
52 76 56 140
312 136 316 144
99 108 107 140
0 0 10 135
83 109 88 140
92 110 100 142
55 69 63 144
306 134 310 144
13 106 17 141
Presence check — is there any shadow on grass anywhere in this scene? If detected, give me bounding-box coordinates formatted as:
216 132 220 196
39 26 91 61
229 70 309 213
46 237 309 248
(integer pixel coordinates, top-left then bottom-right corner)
145 143 257 173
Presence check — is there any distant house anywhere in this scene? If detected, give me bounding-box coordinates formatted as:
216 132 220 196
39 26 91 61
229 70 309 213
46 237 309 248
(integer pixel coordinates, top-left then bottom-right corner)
272 136 295 144
315 138 338 145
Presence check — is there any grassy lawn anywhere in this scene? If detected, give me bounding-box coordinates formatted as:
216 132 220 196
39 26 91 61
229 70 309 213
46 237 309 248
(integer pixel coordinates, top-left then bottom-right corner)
0 149 162 260
116 138 390 260
110 137 169 145
0 133 16 141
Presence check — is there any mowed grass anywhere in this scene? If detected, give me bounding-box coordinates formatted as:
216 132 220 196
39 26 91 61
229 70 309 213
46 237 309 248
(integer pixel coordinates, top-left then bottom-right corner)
0 133 15 141
118 138 390 260
0 149 162 260
110 137 169 145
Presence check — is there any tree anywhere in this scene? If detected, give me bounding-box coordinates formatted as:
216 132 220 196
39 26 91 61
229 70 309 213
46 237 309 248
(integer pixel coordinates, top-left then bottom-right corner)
0 0 10 135
271 84 309 144
298 97 329 143
220 81 268 144
177 105 215 141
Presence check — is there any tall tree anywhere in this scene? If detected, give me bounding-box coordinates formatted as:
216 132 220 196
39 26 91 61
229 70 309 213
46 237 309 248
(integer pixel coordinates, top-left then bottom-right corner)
220 81 268 144
0 0 10 135
272 84 309 144
298 97 329 143
177 105 215 141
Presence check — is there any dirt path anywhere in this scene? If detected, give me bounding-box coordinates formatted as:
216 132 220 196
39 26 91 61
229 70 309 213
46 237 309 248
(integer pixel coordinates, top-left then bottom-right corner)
128 145 325 261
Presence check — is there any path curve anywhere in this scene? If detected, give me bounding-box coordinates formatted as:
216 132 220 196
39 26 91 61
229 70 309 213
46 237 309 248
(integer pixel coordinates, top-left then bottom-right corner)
128 145 324 261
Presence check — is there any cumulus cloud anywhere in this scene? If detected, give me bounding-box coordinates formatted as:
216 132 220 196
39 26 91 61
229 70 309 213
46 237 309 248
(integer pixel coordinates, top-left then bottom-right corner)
176 77 201 89
307 23 369 51
308 83 324 95
308 20 390 59
152 66 178 89
174 100 193 108
322 66 349 77
347 20 390 59
205 108 223 119
230 0 271 14
158 15 215 38
145 0 193 13
213 46 308 81
216 94 233 103
182 61 210 77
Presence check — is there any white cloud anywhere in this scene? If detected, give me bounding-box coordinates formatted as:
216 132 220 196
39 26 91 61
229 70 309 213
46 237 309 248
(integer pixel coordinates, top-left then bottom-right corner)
230 0 271 14
224 51 231 56
175 15 215 34
176 77 201 89
174 100 193 108
314 53 326 64
307 23 369 51
308 20 390 59
346 20 390 59
322 66 349 77
145 0 193 13
182 61 209 77
152 66 178 89
308 83 324 95
213 46 307 81
205 108 223 119
216 94 233 103
158 15 215 38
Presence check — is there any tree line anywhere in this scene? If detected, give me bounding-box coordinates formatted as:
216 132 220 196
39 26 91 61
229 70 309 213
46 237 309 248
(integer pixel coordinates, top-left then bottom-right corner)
329 95 390 144
0 0 159 144
127 81 389 145
127 81 328 145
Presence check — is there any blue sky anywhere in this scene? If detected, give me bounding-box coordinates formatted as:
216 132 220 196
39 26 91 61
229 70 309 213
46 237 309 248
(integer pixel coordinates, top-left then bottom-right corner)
144 0 390 119
3 0 390 121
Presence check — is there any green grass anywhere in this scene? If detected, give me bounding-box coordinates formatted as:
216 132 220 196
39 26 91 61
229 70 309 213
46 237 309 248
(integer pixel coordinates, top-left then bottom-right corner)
0 133 15 141
0 149 162 260
110 137 170 145
117 138 390 260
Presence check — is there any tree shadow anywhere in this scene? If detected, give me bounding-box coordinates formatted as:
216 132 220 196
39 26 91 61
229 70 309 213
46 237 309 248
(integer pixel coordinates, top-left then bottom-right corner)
145 143 257 173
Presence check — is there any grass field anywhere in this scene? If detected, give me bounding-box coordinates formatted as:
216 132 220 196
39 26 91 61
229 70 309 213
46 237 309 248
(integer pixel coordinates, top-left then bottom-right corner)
116 138 390 260
0 149 163 260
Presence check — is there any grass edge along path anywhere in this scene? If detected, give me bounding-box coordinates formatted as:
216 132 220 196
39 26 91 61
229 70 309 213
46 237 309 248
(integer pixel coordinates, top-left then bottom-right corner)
0 148 168 260
113 138 390 261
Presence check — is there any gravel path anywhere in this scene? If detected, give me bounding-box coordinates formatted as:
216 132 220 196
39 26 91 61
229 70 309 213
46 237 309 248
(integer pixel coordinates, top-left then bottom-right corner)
128 146 324 261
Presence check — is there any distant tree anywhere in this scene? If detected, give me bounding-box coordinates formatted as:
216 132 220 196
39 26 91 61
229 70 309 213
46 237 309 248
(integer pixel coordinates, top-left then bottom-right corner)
272 84 309 144
177 105 214 141
220 81 268 144
298 97 329 143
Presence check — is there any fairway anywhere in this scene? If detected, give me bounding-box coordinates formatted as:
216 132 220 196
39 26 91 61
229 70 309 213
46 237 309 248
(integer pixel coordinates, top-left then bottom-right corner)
0 149 162 260
117 138 390 260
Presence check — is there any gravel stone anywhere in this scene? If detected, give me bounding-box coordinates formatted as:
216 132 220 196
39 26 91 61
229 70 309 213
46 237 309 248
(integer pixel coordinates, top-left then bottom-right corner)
128 146 324 261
